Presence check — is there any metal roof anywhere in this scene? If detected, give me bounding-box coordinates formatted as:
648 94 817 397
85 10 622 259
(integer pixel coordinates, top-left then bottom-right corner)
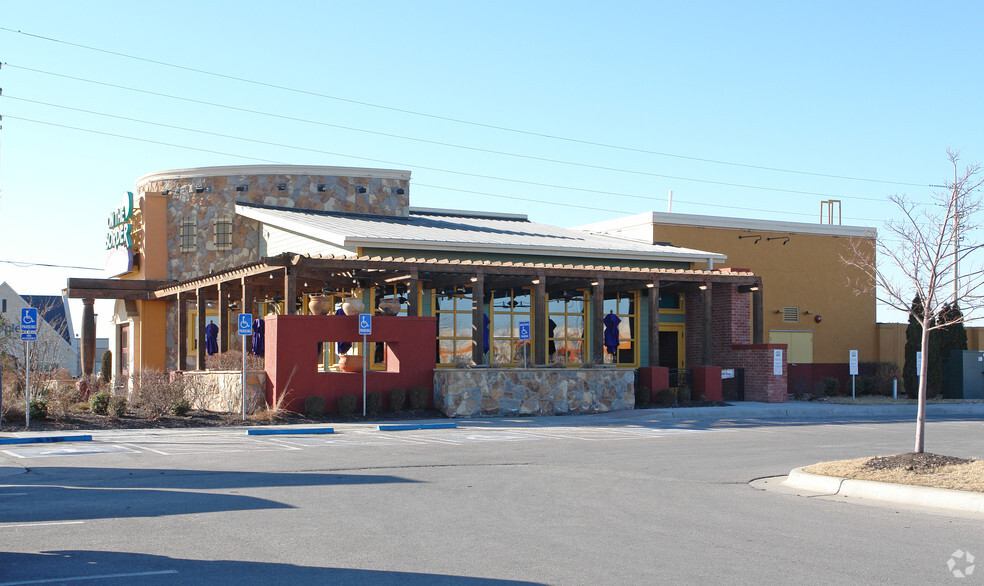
235 203 727 263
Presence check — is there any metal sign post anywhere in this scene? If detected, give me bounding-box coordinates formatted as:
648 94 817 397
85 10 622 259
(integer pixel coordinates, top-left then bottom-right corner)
21 308 38 428
518 321 531 368
359 314 372 416
238 313 253 421
849 349 859 401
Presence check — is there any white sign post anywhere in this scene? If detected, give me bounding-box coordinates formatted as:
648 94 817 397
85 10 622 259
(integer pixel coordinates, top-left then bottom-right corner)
21 308 38 427
849 349 859 401
359 314 372 416
238 313 253 421
518 321 531 368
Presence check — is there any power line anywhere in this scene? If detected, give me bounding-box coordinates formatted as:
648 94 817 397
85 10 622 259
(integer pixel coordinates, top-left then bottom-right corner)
0 26 930 188
1 80 890 202
0 259 101 270
2 114 884 223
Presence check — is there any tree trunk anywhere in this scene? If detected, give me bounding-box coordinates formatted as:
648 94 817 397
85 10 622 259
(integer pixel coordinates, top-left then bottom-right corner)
915 324 930 453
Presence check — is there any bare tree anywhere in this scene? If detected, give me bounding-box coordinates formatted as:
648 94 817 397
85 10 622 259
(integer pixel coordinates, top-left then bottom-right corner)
843 149 984 453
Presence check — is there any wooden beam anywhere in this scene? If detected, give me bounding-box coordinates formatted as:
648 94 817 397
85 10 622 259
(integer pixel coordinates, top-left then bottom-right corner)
591 277 605 363
196 287 206 370
533 275 546 365
178 292 188 371
702 282 713 366
648 279 660 367
471 273 485 365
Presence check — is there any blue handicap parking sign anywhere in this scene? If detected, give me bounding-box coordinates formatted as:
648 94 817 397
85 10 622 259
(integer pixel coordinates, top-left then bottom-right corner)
359 314 372 335
238 313 253 336
21 308 38 332
518 321 531 341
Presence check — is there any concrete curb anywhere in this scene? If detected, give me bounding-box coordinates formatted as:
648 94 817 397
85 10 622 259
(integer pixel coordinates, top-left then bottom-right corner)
783 467 984 514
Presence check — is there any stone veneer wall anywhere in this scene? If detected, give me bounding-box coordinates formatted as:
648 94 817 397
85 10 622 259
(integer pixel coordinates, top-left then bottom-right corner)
179 370 267 414
434 368 635 418
137 167 410 370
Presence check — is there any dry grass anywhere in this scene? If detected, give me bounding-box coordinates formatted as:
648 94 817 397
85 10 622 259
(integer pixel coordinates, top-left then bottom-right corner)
804 455 984 493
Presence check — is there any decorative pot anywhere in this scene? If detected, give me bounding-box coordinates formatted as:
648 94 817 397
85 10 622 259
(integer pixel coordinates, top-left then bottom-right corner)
377 298 401 316
341 297 365 316
308 295 332 315
338 355 364 373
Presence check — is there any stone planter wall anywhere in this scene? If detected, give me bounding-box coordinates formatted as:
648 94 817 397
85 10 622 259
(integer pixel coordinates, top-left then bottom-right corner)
434 368 635 418
178 370 267 414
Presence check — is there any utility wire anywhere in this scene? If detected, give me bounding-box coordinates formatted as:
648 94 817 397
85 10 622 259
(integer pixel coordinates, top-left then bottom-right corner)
0 259 101 270
1 78 889 202
0 26 931 188
2 114 884 223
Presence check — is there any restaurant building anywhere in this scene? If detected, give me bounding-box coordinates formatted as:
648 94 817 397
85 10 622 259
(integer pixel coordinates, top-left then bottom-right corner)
67 165 785 416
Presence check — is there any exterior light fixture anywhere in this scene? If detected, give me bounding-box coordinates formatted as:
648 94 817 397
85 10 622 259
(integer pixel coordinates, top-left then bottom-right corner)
646 283 655 288
767 236 790 245
591 281 599 286
236 185 248 192
738 234 762 244
469 277 479 282
357 186 367 194
531 279 541 285
698 284 708 290
317 184 327 192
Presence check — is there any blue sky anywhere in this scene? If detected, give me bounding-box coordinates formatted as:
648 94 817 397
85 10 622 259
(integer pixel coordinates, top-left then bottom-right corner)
1 1 982 334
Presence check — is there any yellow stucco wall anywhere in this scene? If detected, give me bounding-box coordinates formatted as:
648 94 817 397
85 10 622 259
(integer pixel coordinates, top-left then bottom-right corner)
651 224 877 364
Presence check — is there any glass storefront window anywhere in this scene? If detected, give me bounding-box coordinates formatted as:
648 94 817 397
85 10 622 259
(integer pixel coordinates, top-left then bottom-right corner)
489 288 531 366
603 291 639 366
434 289 473 365
548 290 587 365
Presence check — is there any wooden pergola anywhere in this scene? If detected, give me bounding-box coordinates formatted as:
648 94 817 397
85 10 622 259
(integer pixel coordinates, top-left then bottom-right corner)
67 252 764 373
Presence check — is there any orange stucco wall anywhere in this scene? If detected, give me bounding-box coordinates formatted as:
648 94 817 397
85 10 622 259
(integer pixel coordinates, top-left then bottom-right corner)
651 224 877 364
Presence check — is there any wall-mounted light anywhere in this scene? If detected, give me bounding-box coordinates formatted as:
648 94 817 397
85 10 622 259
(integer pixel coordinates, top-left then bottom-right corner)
161 189 170 195
767 236 790 245
194 186 205 194
591 281 599 286
394 187 405 195
739 234 762 244
317 184 327 192
698 284 708 290
277 182 287 191
469 276 479 282
531 278 541 285
646 283 655 288
236 185 248 192
357 186 367 194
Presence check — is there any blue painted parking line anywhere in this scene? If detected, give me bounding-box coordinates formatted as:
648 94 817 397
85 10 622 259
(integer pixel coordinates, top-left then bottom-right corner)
377 423 458 431
0 435 92 445
247 428 334 436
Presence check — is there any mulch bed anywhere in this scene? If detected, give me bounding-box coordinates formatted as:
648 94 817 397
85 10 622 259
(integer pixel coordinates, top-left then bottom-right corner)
862 452 974 473
0 407 448 433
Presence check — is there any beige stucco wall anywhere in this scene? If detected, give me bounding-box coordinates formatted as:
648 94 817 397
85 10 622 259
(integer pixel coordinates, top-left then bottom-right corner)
644 224 877 364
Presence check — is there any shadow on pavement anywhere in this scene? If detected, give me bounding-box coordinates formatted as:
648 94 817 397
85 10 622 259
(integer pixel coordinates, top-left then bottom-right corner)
0 550 541 585
0 468 419 524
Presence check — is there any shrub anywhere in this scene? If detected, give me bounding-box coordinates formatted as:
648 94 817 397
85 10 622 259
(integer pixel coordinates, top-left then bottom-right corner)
132 370 186 419
75 375 100 401
29 399 48 420
389 388 406 412
857 376 876 395
635 386 650 408
654 388 677 405
676 385 692 402
108 395 127 418
409 386 429 410
205 350 264 371
171 397 191 417
337 395 357 416
366 392 382 415
90 391 111 415
100 350 113 384
822 377 840 397
305 395 325 417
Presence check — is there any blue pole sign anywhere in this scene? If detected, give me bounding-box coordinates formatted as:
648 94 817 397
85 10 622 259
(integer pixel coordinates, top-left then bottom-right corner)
21 308 38 332
359 314 372 335
238 313 253 336
518 321 531 341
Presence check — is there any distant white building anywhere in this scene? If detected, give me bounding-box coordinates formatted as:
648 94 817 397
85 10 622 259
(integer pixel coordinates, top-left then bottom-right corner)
0 281 81 376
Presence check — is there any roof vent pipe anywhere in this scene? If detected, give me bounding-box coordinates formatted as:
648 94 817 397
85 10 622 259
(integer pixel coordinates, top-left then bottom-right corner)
667 190 673 213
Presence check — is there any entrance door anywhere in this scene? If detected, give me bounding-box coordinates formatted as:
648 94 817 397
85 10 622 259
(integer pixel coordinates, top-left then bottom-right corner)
118 324 130 379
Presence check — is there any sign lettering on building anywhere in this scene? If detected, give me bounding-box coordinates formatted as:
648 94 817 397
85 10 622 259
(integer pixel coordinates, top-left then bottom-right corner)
105 191 135 250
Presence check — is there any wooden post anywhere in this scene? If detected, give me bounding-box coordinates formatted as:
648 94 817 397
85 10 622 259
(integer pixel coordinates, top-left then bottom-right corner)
648 279 660 367
702 282 713 366
218 281 230 353
80 298 96 376
284 269 297 315
407 269 419 317
591 277 605 363
471 273 485 365
177 292 188 371
533 275 546 365
196 287 207 370
752 285 764 344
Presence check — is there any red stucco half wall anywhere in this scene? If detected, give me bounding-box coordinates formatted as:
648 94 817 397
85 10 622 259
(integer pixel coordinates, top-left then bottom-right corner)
264 314 438 413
